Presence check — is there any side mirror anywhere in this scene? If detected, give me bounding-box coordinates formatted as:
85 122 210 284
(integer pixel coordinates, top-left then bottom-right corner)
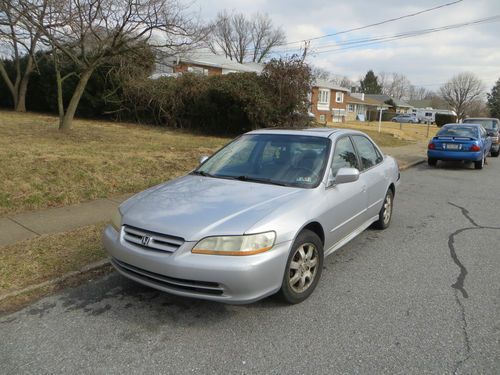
199 155 209 164
327 167 360 187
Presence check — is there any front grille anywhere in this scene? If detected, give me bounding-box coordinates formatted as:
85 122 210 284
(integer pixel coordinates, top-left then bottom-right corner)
111 258 224 296
122 225 184 253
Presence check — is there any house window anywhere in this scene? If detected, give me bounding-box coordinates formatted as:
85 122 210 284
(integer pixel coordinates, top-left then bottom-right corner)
319 114 326 122
336 92 344 103
348 104 355 112
318 89 330 105
187 66 209 76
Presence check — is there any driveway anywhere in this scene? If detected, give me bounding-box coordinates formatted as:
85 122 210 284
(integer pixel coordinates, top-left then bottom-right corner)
1 159 499 374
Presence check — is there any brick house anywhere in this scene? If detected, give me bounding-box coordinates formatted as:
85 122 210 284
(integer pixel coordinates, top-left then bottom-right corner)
152 49 262 78
345 93 390 121
309 79 350 123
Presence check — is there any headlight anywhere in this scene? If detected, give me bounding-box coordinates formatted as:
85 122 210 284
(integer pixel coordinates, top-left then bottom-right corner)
111 209 122 231
192 232 276 256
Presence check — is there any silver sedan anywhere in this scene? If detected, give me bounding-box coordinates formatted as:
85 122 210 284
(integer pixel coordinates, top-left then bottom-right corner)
103 128 400 304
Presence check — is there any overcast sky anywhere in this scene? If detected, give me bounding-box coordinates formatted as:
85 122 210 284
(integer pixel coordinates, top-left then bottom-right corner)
197 0 500 91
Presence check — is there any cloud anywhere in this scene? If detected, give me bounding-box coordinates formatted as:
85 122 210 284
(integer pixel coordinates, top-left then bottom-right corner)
198 0 500 89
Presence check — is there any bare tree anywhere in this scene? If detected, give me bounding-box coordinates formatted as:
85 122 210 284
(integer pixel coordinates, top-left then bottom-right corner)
380 72 411 100
15 0 204 131
408 85 432 101
209 11 285 63
311 66 330 81
330 74 353 89
439 72 484 121
0 0 46 111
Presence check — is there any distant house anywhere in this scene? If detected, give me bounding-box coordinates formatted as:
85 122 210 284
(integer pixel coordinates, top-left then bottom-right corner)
310 79 350 123
365 94 413 114
151 49 263 78
407 99 455 123
345 93 390 121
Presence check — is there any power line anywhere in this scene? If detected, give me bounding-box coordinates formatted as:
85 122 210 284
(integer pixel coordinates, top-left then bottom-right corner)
309 15 500 55
282 0 464 47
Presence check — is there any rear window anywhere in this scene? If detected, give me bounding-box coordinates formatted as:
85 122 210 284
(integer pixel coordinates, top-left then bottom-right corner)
463 119 498 130
438 126 478 138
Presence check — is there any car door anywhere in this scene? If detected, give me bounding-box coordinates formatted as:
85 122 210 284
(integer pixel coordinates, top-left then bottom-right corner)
351 135 387 219
321 136 368 249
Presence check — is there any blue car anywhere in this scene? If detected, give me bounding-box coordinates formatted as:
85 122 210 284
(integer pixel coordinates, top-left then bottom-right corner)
427 123 492 169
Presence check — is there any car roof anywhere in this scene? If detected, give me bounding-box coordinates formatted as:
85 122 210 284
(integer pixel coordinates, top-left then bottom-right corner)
247 127 368 138
442 123 482 129
464 117 499 121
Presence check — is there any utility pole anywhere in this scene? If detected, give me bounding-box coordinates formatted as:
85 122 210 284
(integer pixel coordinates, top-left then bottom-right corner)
301 40 310 62
378 107 384 133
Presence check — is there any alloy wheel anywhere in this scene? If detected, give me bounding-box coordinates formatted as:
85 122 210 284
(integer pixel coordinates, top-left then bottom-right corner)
383 194 392 225
288 243 319 294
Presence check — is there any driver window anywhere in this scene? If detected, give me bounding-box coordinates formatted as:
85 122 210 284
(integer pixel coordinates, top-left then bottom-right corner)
330 137 359 177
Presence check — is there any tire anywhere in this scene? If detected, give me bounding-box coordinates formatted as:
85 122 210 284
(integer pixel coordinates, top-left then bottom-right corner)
428 158 437 166
474 154 485 169
492 149 499 157
280 230 324 304
373 189 394 230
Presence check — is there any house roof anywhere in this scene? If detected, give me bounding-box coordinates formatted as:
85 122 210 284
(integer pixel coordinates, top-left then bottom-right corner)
159 48 262 73
313 78 350 92
407 98 451 111
365 94 413 108
345 94 389 107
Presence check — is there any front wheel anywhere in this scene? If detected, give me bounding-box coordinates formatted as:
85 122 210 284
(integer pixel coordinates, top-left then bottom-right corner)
280 230 324 304
491 149 499 157
373 189 394 230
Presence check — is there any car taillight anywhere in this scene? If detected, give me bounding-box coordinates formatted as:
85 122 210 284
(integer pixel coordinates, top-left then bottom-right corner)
470 144 480 151
428 143 435 150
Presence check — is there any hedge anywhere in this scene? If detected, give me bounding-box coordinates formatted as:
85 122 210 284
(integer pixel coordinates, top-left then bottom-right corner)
435 113 457 127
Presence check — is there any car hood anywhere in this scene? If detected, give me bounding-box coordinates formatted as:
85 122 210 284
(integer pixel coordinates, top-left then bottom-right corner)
121 175 302 241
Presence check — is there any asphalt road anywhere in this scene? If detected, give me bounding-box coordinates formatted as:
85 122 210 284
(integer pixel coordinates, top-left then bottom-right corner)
1 157 499 374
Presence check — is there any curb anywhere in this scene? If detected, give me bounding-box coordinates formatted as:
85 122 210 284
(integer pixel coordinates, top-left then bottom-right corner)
0 258 111 303
399 159 426 171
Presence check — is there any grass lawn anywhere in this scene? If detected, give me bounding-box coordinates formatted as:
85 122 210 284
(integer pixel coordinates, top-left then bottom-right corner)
336 120 438 143
0 223 106 295
0 111 228 215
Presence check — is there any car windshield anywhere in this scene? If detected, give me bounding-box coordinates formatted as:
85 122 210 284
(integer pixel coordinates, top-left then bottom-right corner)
438 126 478 138
463 119 498 130
194 133 330 188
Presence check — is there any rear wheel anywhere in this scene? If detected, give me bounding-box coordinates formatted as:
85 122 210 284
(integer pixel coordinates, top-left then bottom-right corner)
474 154 485 169
492 149 500 157
373 189 394 230
280 230 323 304
428 158 437 166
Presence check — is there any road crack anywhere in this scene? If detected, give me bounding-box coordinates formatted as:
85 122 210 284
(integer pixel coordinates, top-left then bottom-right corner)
447 202 500 374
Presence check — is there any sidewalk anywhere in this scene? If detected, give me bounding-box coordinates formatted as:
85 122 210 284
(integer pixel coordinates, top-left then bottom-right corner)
0 143 426 247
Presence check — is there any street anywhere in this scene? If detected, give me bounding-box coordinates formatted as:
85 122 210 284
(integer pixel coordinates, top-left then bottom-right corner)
1 158 499 374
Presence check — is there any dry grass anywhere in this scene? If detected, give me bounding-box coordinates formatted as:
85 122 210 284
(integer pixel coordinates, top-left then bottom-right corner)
335 120 439 143
0 111 228 215
0 222 107 295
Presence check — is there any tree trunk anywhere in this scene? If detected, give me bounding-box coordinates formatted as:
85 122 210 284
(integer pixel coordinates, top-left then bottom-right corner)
0 62 18 109
15 56 34 113
59 68 94 131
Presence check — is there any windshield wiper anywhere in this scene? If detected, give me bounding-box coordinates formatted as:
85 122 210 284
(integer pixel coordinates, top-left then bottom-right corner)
190 170 215 177
231 175 289 186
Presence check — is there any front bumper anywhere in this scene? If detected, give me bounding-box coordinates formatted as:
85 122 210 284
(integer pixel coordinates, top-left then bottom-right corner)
427 150 483 162
102 225 291 304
